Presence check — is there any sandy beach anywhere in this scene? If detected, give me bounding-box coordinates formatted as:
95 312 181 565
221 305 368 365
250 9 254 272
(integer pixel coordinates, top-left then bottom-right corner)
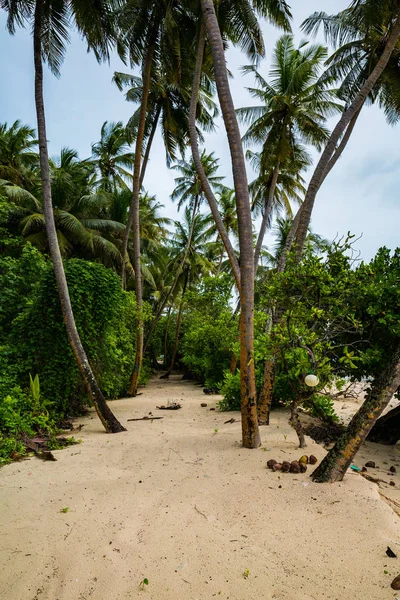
1 375 400 600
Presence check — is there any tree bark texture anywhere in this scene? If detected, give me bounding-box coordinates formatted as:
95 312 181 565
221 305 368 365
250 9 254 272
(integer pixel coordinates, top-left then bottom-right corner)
188 19 241 290
201 0 260 448
312 345 400 483
290 400 306 449
33 0 125 433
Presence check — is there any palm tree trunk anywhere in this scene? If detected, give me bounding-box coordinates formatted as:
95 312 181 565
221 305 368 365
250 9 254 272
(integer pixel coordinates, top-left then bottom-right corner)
322 107 361 182
257 357 275 425
163 305 172 368
168 272 189 374
143 196 199 353
188 18 241 291
139 103 161 188
276 204 303 273
33 0 125 433
312 344 400 483
254 161 280 271
124 36 157 396
201 0 260 449
295 9 400 259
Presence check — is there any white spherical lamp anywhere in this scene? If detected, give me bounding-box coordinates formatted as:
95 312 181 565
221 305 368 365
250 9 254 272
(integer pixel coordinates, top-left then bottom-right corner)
305 374 319 387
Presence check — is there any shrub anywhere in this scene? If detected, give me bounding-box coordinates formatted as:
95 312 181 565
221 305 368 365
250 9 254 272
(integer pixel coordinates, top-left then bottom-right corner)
180 276 238 387
8 258 137 415
217 371 241 411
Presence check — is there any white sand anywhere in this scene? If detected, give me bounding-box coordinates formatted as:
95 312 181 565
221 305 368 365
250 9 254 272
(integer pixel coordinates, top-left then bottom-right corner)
1 375 400 600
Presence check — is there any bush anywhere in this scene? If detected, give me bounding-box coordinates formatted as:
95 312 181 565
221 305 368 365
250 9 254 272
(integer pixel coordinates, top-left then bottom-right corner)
217 370 241 411
180 276 238 387
7 258 137 415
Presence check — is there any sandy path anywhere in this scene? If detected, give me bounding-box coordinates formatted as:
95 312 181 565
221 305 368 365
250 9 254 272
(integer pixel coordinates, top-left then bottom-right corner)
1 375 400 600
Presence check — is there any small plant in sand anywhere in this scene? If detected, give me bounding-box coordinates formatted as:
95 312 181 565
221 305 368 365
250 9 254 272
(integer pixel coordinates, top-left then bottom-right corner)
139 578 149 590
60 507 69 513
243 568 250 579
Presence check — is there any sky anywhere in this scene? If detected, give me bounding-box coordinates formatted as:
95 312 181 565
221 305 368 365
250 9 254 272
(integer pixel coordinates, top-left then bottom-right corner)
0 1 399 261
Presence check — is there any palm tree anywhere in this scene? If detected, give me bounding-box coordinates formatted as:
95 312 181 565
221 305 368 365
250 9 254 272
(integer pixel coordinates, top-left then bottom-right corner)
211 187 239 274
2 148 125 268
303 3 400 125
117 0 195 395
2 0 125 433
238 35 341 269
247 147 308 268
143 152 223 353
164 208 215 375
0 120 39 189
292 0 400 260
195 0 292 448
112 68 217 185
90 121 134 193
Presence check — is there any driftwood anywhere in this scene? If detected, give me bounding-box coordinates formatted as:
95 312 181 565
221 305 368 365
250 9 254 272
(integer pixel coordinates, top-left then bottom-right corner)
127 416 164 422
156 403 182 410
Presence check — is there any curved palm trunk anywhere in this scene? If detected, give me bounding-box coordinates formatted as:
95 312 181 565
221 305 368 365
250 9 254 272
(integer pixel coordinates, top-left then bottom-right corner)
33 0 125 433
139 103 161 188
143 196 199 353
167 271 189 374
124 36 157 397
188 19 241 291
312 344 400 483
254 161 280 271
295 10 400 259
201 0 260 449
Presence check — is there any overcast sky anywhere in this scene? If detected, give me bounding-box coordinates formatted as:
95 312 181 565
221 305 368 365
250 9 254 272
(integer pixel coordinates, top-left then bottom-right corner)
1 1 399 261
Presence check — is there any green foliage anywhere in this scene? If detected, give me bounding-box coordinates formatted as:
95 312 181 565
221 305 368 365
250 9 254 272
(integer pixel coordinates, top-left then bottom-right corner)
217 370 241 412
303 394 339 423
180 276 237 387
8 259 137 414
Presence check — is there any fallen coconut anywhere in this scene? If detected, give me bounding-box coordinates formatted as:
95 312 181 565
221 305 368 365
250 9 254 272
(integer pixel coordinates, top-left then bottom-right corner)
299 455 308 464
290 461 300 474
299 463 308 473
272 463 283 472
365 461 376 468
267 459 277 470
309 455 318 465
281 461 291 473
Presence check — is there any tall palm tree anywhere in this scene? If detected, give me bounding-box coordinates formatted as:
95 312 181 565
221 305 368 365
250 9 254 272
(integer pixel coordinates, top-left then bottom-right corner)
195 0 292 448
164 208 215 375
90 121 134 193
1 0 125 433
143 152 223 352
117 0 195 395
238 35 341 269
0 120 39 189
292 0 400 260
